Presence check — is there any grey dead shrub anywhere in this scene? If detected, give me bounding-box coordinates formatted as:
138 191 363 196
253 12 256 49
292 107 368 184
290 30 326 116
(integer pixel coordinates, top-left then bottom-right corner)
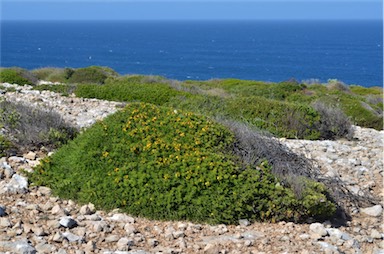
220 119 378 218
221 119 319 197
327 79 351 93
0 99 77 151
312 101 354 140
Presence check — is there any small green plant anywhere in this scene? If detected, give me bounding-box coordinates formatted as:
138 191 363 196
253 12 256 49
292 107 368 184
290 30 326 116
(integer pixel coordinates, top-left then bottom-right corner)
30 103 336 224
0 135 12 157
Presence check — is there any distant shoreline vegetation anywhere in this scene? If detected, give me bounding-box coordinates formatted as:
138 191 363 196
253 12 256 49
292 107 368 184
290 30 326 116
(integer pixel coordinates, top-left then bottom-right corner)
1 66 383 137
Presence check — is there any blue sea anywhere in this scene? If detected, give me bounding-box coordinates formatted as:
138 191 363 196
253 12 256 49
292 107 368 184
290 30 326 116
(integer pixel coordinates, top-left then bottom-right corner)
1 20 382 87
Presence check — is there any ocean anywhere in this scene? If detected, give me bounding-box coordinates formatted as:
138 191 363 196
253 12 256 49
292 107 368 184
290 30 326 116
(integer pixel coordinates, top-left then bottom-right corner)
0 20 382 87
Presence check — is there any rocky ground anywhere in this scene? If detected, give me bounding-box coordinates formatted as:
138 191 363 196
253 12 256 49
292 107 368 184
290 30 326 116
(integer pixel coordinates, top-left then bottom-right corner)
0 83 383 254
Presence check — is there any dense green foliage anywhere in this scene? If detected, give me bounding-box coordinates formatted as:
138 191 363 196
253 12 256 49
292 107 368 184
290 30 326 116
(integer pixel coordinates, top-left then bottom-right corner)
75 76 181 105
0 68 36 85
66 66 118 84
180 79 383 132
31 68 68 83
29 103 336 224
2 66 382 136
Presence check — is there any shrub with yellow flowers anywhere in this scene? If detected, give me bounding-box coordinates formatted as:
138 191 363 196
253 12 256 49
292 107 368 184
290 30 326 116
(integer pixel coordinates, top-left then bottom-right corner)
29 103 335 224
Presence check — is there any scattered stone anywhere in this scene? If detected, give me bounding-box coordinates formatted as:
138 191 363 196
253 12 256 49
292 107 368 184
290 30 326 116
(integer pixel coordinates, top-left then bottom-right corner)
124 223 138 235
147 238 158 247
172 230 185 239
24 151 37 160
309 223 328 237
32 226 47 236
62 232 83 243
0 205 6 217
203 243 220 254
0 239 37 254
0 217 11 228
239 219 251 227
59 217 78 229
108 213 135 223
317 242 339 253
38 186 52 196
79 204 95 215
0 174 28 194
371 229 383 239
52 232 64 242
326 228 351 240
116 237 135 250
105 234 120 243
361 205 383 217
35 242 56 253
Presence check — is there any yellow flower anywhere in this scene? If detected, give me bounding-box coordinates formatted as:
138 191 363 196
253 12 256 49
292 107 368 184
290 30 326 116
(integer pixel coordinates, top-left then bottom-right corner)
102 151 109 158
114 167 119 172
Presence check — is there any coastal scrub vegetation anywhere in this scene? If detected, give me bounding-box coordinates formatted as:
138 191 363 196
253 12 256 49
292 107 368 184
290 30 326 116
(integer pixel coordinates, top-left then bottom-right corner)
2 65 380 224
29 103 336 224
1 66 381 137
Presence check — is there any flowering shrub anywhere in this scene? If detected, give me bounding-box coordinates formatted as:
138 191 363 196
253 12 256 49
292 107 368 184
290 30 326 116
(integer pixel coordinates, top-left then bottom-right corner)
30 103 336 224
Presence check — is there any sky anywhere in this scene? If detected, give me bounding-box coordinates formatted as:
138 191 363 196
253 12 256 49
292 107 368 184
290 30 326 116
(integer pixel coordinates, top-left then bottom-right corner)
0 0 382 21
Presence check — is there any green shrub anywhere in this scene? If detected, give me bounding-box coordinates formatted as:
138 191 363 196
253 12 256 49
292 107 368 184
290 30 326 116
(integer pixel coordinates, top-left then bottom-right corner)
0 68 37 85
318 94 383 130
75 77 181 105
0 135 12 157
350 85 383 96
30 103 336 224
68 66 118 84
31 68 68 83
226 96 321 139
167 94 322 139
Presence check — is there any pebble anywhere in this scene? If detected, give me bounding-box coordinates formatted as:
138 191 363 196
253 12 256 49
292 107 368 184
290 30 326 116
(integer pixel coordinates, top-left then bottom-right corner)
59 217 78 229
0 205 6 217
309 223 328 237
360 205 383 217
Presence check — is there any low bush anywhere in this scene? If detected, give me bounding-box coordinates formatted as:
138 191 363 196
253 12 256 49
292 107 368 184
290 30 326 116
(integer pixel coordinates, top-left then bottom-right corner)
68 66 118 84
312 101 354 140
31 67 68 83
0 99 77 151
326 79 351 92
226 96 321 139
75 77 181 105
30 103 336 224
0 68 37 85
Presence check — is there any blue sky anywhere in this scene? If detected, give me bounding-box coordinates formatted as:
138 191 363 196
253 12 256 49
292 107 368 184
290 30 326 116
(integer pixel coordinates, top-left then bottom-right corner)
1 0 382 21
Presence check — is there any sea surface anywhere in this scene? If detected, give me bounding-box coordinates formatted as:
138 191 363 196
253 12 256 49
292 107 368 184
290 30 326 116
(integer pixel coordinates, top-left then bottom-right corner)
1 20 382 87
